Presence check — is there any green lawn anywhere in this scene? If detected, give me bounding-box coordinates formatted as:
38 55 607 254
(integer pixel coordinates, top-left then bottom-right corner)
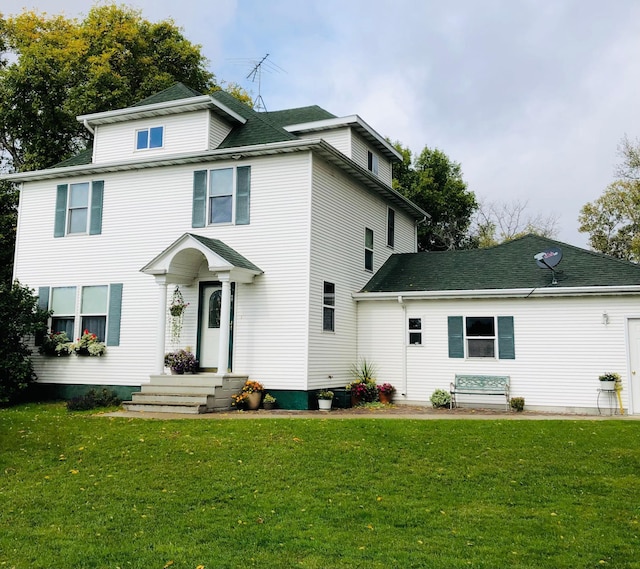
1 403 639 569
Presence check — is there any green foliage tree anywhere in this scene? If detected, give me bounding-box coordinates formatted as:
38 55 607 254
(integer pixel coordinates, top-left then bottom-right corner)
578 180 640 262
0 281 50 404
392 143 477 251
579 136 640 261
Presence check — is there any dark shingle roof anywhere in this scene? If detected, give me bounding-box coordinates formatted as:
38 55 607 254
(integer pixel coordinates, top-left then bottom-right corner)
53 147 93 168
188 234 262 273
132 83 205 107
263 106 336 127
362 234 640 293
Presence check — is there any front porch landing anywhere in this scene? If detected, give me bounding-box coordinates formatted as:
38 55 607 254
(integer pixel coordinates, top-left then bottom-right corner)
122 373 247 414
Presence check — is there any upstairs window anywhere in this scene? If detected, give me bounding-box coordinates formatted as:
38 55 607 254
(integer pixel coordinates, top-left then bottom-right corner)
365 228 374 271
192 166 251 227
367 150 379 176
387 207 395 248
323 281 335 332
54 181 104 237
136 126 164 150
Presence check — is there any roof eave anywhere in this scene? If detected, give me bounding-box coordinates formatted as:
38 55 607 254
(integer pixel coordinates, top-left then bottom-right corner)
284 115 402 161
77 96 247 126
353 284 640 301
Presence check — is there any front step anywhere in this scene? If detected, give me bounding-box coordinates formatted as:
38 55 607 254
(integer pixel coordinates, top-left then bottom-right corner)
122 373 248 414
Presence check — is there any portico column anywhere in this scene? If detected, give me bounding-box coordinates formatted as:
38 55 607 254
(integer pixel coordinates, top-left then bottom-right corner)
217 274 231 375
155 276 169 375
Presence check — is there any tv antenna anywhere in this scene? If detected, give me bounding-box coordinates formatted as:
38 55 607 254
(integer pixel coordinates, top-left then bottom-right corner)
245 53 284 112
534 247 563 285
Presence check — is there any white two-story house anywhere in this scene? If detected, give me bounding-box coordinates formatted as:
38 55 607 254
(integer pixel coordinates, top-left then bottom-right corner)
8 83 426 411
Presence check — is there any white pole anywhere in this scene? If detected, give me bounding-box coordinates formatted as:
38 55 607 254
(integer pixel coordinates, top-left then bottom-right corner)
155 276 168 375
217 274 231 375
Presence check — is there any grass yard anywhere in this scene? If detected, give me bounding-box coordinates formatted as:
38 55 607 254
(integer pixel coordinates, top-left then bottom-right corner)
1 403 640 569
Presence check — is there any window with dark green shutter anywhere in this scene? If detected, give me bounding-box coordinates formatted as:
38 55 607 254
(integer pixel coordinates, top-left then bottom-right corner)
54 181 104 237
193 166 251 227
448 316 464 358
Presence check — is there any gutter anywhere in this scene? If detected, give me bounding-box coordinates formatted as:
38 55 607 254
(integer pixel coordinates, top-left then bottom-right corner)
353 284 640 301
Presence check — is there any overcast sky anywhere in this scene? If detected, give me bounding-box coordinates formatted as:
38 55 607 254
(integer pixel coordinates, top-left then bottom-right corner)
11 0 640 246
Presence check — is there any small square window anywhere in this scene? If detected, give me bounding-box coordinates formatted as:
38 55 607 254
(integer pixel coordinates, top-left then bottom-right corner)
136 126 163 150
408 317 422 345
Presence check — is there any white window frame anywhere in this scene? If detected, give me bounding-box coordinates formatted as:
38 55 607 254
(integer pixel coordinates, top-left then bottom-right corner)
135 126 164 150
67 182 91 234
322 281 335 332
465 316 496 358
367 150 379 176
206 166 251 226
408 317 422 345
387 207 395 248
80 285 109 342
365 228 374 272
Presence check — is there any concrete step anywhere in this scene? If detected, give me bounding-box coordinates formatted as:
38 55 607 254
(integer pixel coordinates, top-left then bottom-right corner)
122 401 207 414
131 392 214 406
140 384 218 396
148 374 224 388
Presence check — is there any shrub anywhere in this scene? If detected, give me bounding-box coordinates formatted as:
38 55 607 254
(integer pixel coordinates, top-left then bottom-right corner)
430 388 452 408
66 388 122 411
510 397 525 412
0 281 51 404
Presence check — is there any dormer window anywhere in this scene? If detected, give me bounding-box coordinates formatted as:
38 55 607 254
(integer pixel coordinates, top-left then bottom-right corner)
367 150 379 176
136 126 163 150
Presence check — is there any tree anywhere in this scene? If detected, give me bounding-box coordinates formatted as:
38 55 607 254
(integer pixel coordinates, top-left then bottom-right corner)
392 143 477 251
615 134 640 182
578 180 640 262
471 199 560 248
0 281 50 404
0 4 234 286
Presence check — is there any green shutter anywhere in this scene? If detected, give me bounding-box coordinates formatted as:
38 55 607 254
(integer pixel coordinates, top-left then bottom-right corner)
36 287 50 345
107 283 123 346
54 185 68 237
498 316 515 359
192 170 207 228
448 316 464 358
89 180 104 235
235 166 251 225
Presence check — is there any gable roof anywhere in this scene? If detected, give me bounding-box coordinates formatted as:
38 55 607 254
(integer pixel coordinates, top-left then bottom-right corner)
359 235 640 297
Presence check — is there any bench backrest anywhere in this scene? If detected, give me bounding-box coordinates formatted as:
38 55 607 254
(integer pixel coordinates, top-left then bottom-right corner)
454 375 510 391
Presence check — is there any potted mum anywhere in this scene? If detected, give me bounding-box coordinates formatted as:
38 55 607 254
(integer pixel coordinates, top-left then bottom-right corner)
317 390 334 411
377 383 396 404
231 380 264 410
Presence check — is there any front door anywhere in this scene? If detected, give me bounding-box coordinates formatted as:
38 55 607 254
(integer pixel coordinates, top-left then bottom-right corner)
199 283 222 370
627 318 640 414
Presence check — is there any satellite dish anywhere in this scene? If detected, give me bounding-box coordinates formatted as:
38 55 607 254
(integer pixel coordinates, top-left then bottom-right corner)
534 247 562 284
534 247 562 269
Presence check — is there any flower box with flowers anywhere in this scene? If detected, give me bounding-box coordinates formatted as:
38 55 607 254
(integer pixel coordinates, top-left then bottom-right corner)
72 330 106 357
40 331 73 357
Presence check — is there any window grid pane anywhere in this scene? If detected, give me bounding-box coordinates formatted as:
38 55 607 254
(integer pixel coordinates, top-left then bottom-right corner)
51 287 76 314
323 281 335 332
81 286 108 313
149 126 163 148
209 196 233 223
81 316 106 342
136 130 149 149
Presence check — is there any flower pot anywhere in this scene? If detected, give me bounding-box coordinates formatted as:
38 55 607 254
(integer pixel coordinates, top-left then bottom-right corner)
263 401 276 411
318 399 332 411
171 368 184 375
351 394 362 407
246 391 262 410
379 392 393 404
600 380 616 391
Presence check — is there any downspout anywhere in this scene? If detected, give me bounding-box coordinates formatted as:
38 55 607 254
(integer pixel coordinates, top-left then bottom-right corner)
398 295 407 398
83 120 95 135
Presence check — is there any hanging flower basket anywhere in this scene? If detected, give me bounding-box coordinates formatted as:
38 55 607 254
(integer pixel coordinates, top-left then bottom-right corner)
169 286 189 344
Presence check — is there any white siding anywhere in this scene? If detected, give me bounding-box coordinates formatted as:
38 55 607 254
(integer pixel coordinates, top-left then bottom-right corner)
351 133 393 186
357 295 640 412
208 114 233 149
306 157 415 390
15 152 313 390
93 110 209 163
296 127 351 157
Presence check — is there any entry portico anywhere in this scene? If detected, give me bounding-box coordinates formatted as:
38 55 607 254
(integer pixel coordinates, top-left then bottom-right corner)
141 233 262 375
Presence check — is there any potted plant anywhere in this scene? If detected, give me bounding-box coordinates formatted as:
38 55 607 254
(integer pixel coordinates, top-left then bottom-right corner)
169 286 189 343
231 380 264 410
317 390 334 411
71 330 106 356
263 393 277 410
599 372 620 391
347 359 378 406
430 388 451 409
377 383 396 404
510 397 525 412
164 349 198 374
40 331 73 356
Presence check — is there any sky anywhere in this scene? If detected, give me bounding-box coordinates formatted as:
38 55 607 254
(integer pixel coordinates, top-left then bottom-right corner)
11 0 640 247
